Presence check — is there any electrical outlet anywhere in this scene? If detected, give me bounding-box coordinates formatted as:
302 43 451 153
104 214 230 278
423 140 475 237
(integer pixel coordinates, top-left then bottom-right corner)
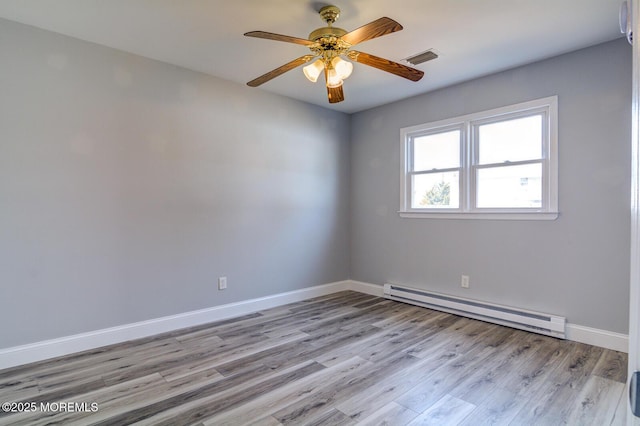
218 276 227 290
461 275 470 288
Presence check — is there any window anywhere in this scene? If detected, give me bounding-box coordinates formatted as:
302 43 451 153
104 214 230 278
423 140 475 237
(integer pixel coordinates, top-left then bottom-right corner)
400 96 558 220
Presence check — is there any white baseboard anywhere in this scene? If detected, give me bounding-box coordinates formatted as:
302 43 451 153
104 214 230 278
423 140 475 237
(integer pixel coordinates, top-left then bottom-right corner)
347 280 385 296
0 279 628 370
565 323 629 353
0 280 351 370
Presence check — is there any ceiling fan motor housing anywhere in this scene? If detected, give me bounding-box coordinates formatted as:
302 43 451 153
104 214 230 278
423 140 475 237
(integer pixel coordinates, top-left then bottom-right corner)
310 5 350 53
308 26 347 42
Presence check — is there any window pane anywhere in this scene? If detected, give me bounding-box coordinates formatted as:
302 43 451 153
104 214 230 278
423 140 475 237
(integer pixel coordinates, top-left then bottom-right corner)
476 163 542 208
478 115 542 165
412 172 459 209
413 130 460 171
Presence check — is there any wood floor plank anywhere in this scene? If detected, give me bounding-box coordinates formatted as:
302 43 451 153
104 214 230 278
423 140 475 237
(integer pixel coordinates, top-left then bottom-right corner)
299 301 405 335
458 387 526 426
565 375 626 426
0 337 182 389
394 326 518 413
305 408 355 426
158 355 227 383
314 311 465 371
244 416 283 426
611 388 628 425
130 362 326 426
66 364 273 425
592 349 628 383
101 345 199 386
0 376 39 402
355 401 419 426
0 372 168 425
498 333 569 397
272 351 421 425
216 324 381 377
448 329 536 405
286 292 375 314
311 310 447 368
406 394 476 425
274 353 417 424
370 304 437 329
352 311 455 363
215 305 360 341
336 354 451 421
178 329 308 372
351 296 392 309
156 365 224 391
0 291 627 426
174 313 280 342
201 356 374 426
0 336 176 381
512 342 606 424
400 316 485 359
213 339 315 377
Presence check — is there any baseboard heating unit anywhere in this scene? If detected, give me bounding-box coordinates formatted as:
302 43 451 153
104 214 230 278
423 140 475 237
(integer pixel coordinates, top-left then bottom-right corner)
383 283 566 339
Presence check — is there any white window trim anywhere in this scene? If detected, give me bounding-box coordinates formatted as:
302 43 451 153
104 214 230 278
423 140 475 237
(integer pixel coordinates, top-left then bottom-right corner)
399 96 558 220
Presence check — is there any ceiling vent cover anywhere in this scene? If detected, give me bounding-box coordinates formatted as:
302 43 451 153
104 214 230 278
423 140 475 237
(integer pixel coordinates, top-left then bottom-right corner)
404 49 438 66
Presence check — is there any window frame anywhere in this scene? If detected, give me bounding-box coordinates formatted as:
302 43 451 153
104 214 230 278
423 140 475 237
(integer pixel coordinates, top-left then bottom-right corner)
399 96 558 220
408 123 464 211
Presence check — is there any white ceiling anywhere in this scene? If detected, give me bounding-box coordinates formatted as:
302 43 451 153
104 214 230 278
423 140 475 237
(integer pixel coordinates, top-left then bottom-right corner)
0 0 625 113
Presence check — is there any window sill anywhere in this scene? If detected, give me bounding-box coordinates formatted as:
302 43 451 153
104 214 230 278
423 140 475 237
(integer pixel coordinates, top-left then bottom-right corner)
398 211 559 221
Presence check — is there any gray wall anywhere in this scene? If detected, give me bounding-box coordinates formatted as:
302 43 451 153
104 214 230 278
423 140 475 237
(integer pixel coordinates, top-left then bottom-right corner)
350 38 631 334
0 19 350 348
0 17 631 349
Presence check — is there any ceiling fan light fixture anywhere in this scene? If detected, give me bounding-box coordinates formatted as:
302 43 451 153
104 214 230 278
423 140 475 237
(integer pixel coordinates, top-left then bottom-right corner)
326 67 343 88
303 59 324 82
331 56 353 80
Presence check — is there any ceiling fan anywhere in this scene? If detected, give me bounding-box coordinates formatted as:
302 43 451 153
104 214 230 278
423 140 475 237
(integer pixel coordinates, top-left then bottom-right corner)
244 5 424 104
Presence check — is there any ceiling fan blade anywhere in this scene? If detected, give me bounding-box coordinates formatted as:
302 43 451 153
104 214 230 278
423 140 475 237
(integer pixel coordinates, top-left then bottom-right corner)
244 31 315 46
247 55 315 87
348 51 424 82
340 17 403 46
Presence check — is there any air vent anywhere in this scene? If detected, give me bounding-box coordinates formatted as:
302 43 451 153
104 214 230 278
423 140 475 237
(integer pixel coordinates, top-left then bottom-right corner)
404 49 438 66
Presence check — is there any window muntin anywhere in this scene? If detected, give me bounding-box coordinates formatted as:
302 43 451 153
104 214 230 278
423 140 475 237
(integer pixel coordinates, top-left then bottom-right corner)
400 96 557 220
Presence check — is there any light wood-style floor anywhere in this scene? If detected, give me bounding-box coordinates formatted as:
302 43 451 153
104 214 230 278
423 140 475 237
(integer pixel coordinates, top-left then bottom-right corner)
0 291 629 425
